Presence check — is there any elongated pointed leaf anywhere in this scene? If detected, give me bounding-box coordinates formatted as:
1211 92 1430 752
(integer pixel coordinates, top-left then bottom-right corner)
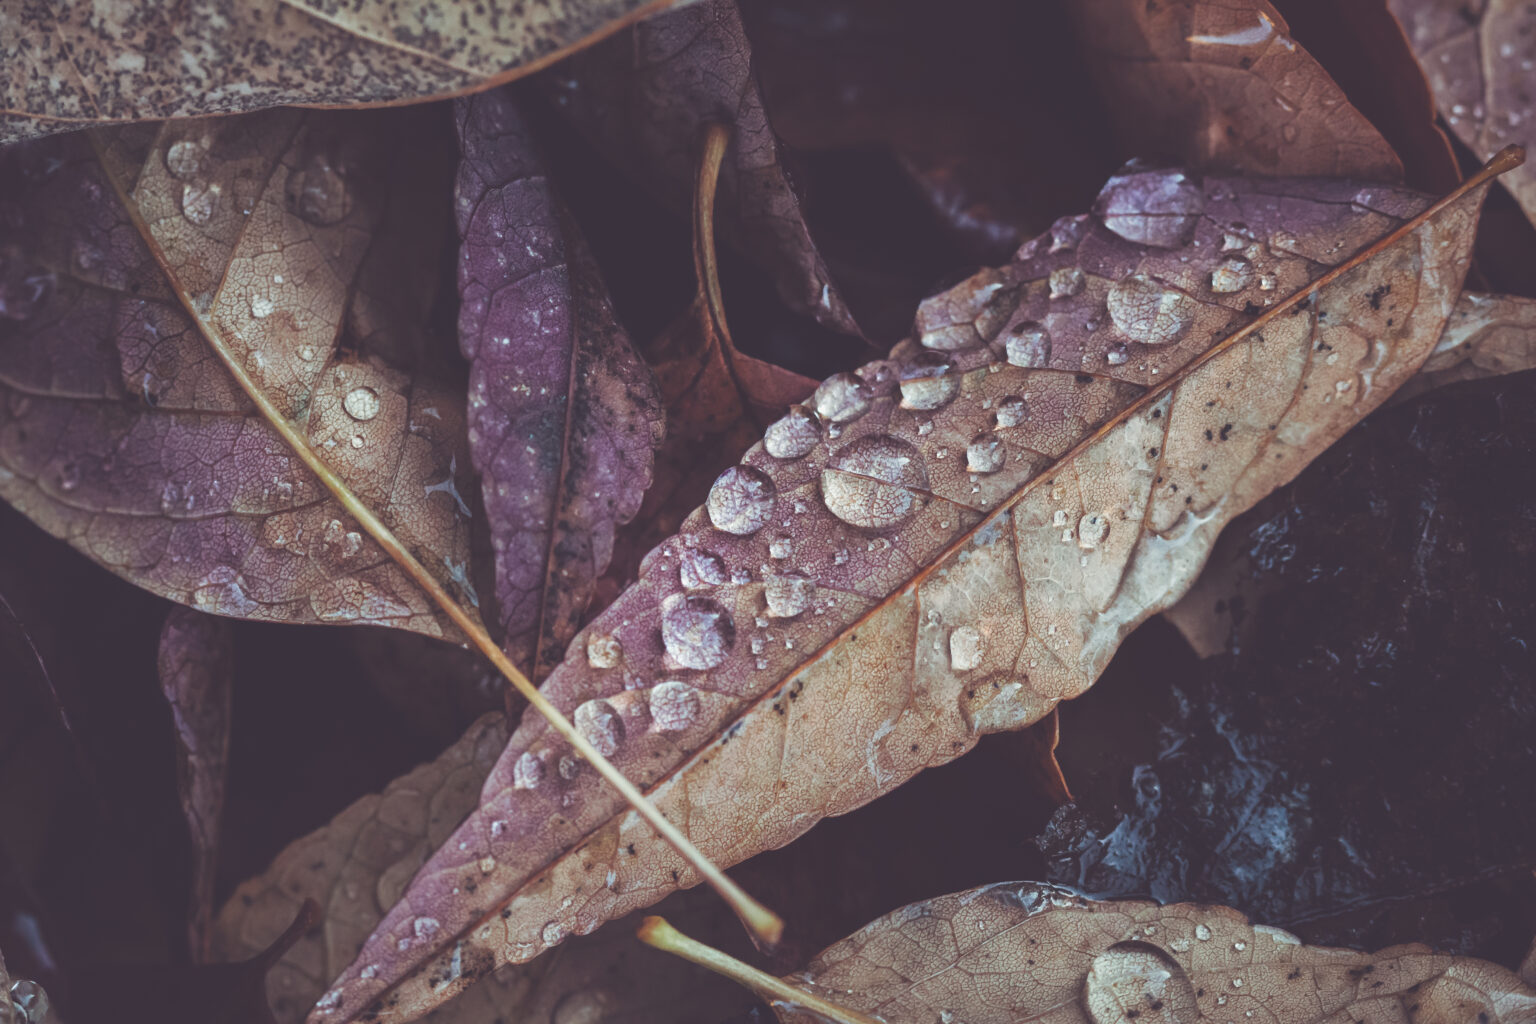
316 165 1495 1023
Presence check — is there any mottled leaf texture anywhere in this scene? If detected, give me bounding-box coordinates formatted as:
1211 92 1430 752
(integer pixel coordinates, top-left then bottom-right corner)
543 0 860 333
777 883 1536 1024
1391 0 1536 225
316 168 1492 1023
158 605 236 964
1074 0 1403 181
455 87 664 678
0 110 478 638
0 0 678 145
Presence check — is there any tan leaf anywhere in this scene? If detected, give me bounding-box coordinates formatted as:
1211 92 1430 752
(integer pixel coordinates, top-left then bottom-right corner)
776 883 1536 1024
314 159 1505 1023
1074 0 1403 180
0 0 679 145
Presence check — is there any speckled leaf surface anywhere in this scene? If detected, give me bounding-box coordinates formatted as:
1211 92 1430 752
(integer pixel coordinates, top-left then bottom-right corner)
1075 0 1403 181
0 0 680 145
311 164 1492 1024
542 0 861 334
455 87 663 678
776 883 1536 1024
0 111 477 638
1391 0 1536 225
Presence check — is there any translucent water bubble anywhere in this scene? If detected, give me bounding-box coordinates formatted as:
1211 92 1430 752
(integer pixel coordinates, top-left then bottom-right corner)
286 149 352 226
660 593 735 669
813 372 872 423
821 435 930 531
1094 169 1205 247
164 138 207 180
967 432 1006 474
764 572 815 618
1049 267 1086 299
585 632 622 668
181 180 222 225
649 681 700 732
1107 273 1197 345
995 396 1028 428
513 751 545 790
899 352 958 410
1210 257 1255 293
768 535 794 560
679 547 729 589
1106 342 1130 366
1077 512 1110 550
707 465 776 536
574 699 624 757
1005 321 1052 368
763 405 821 459
949 625 984 671
1083 943 1198 1024
343 386 381 421
249 293 276 319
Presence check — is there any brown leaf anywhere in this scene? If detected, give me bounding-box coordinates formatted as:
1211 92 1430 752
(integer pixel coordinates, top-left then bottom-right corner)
0 110 478 638
776 883 1536 1024
0 0 679 145
316 158 1502 1024
1391 0 1536 224
157 605 235 965
541 0 862 334
1073 0 1404 180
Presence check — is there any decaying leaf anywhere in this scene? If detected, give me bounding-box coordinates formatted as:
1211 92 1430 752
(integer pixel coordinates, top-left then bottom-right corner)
0 0 679 145
455 86 664 678
1074 0 1403 181
1391 0 1536 225
315 157 1504 1023
158 605 235 964
542 0 861 334
776 883 1536 1024
0 110 477 638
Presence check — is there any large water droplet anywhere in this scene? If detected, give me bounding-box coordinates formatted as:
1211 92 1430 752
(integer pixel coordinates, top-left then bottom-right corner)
1005 321 1052 368
1084 943 1199 1024
966 432 1006 474
679 547 729 589
899 352 959 410
1049 267 1085 299
181 180 221 225
1078 512 1110 550
574 699 624 757
10 978 52 1024
286 149 353 226
707 465 777 536
586 632 622 668
1107 274 1197 345
343 386 381 421
660 594 735 669
164 138 206 180
768 534 794 560
1106 342 1130 366
649 680 701 732
1094 170 1205 248
764 404 821 459
1209 257 1254 293
191 566 257 617
821 435 930 531
949 625 984 671
813 372 872 423
764 572 815 618
513 751 545 790
995 396 1028 428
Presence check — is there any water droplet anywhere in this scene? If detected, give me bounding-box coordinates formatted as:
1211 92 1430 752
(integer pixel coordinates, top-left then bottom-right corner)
56 461 80 491
764 404 821 459
995 396 1028 428
249 293 275 319
343 385 381 421
649 681 700 732
299 345 316 361
764 572 815 618
541 921 564 946
1049 267 1085 299
813 372 872 423
1084 943 1199 1024
1094 170 1205 248
821 435 930 531
966 432 1006 474
1209 257 1254 293
0 245 55 322
1232 940 1247 951
1049 214 1091 252
9 978 51 1024
513 751 545 790
350 434 365 449
768 535 794 560
1107 274 1197 345
164 138 206 180
1077 513 1109 550
678 547 729 589
179 179 223 226
1194 923 1212 941
574 699 624 757
949 625 984 671
1106 342 1129 366
1005 321 1052 367
707 465 777 536
899 352 959 410
586 632 622 668
1258 273 1276 291
191 566 257 616
660 594 735 669
286 149 353 226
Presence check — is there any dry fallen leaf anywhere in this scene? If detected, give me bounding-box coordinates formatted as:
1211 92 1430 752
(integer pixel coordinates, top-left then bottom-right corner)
775 882 1536 1024
1073 0 1403 181
0 0 679 145
455 85 664 678
314 157 1504 1022
157 605 236 964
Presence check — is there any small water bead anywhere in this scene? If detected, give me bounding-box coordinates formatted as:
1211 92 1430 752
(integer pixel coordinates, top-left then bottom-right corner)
343 385 381 421
764 404 820 459
678 547 729 589
1209 257 1255 293
181 180 222 225
1093 169 1205 248
558 755 582 780
1049 266 1085 299
1232 940 1247 952
1107 274 1197 345
349 434 365 449
286 149 353 225
764 572 815 618
1106 343 1129 366
586 632 622 668
513 751 545 789
768 534 794 559
966 432 1006 474
1049 213 1091 253
1077 513 1110 550
899 352 959 410
574 699 624 757
1083 943 1199 1024
995 396 1028 428
821 434 930 531
249 293 276 319
660 593 735 669
707 465 777 536
949 625 984 671
649 681 700 732
1195 923 1212 941
0 249 54 322
1005 321 1052 367
56 461 80 492
164 138 207 179
813 372 872 423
